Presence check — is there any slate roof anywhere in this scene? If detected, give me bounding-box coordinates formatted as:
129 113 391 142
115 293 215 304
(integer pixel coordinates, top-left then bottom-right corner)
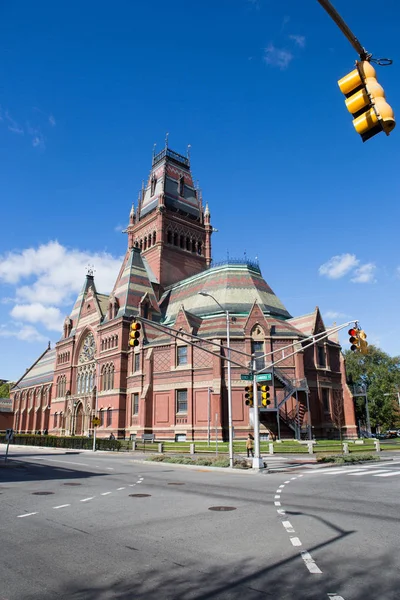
160 262 292 324
11 347 55 390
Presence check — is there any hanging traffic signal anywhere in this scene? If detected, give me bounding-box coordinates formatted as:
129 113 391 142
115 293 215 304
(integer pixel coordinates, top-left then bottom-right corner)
359 330 368 355
348 328 360 352
245 386 253 407
129 320 141 347
338 61 395 142
260 385 271 407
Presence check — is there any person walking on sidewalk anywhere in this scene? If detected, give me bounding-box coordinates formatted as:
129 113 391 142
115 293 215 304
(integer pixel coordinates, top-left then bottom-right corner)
246 434 254 458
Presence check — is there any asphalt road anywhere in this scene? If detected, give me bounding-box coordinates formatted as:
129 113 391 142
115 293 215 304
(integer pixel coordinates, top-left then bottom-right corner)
0 446 399 600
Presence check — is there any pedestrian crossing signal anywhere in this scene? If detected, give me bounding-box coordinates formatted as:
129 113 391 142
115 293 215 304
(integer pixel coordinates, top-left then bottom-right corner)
260 385 271 407
245 386 253 407
129 320 141 347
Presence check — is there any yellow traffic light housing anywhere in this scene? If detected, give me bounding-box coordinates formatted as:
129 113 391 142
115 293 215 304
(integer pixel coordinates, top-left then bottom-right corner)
359 330 368 355
245 386 253 407
338 61 395 141
129 320 141 347
260 385 271 407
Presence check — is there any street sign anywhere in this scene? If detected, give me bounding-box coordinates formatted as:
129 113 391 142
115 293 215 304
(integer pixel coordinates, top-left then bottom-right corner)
92 417 101 427
6 428 14 441
241 374 252 381
256 373 272 382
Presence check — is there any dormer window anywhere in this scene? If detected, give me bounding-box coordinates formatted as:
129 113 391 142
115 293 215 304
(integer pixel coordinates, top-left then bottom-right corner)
151 175 157 196
179 176 184 196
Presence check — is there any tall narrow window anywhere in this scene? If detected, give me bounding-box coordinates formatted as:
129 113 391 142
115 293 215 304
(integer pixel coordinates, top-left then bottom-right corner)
151 175 157 196
322 388 330 412
132 393 139 415
317 345 326 367
134 353 140 372
180 235 184 248
173 232 178 246
179 175 184 196
197 241 202 255
107 408 112 427
176 389 188 413
177 346 188 366
251 341 265 371
152 231 156 245
167 230 172 244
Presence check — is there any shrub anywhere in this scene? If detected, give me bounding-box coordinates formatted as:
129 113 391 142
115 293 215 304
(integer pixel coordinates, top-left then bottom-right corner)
146 454 166 462
211 458 230 468
195 458 213 466
234 459 251 469
317 453 379 464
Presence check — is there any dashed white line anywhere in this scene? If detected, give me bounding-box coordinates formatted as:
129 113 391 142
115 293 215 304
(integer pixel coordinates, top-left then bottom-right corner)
350 469 387 476
117 487 125 490
327 595 345 599
284 480 290 484
290 477 297 480
282 520 295 533
274 495 281 499
128 484 136 487
17 512 38 518
274 501 281 506
302 551 322 574
375 471 400 477
290 537 302 547
53 504 70 509
106 467 114 470
279 484 285 488
80 497 94 502
277 509 286 516
101 492 112 496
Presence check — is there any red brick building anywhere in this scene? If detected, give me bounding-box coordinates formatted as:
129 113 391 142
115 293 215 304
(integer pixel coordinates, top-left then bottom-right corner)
11 145 357 440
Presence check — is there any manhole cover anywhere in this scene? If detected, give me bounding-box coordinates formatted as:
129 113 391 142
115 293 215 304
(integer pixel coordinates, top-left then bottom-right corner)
63 482 82 486
129 494 151 498
168 482 185 485
32 491 54 496
208 506 237 512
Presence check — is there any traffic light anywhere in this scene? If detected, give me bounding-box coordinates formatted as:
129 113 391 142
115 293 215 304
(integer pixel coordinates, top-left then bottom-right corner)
245 386 253 407
359 330 368 355
338 61 395 142
348 328 361 352
260 385 271 407
129 320 141 347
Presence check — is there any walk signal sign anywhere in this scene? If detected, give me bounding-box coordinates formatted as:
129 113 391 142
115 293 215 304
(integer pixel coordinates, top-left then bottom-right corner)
129 320 141 347
260 385 271 407
245 386 253 407
338 61 395 142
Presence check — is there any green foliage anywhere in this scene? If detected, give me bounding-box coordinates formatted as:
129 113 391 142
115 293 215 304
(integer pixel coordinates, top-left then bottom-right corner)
0 433 121 452
317 453 379 464
0 382 10 398
344 344 400 430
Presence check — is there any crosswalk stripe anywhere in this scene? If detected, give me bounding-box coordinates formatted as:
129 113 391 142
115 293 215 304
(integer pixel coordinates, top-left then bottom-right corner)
350 469 388 476
374 470 400 477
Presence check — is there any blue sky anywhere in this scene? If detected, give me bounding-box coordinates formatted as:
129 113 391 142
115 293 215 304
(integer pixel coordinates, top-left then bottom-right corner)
1 0 399 381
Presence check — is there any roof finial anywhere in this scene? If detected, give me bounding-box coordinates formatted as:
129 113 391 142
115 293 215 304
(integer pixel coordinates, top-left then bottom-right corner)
48 341 51 350
129 203 135 220
204 202 210 216
187 144 191 160
165 132 169 148
86 264 95 277
152 143 157 158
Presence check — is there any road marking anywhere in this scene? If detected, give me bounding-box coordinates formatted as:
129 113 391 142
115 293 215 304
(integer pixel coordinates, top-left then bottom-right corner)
282 521 295 533
80 497 94 502
279 484 285 488
101 492 112 496
284 480 290 483
129 484 136 487
277 509 286 515
274 501 281 506
290 477 297 480
290 537 302 547
301 551 322 574
106 467 114 470
350 469 388 476
53 504 70 509
117 487 125 490
17 512 38 518
274 495 281 499
328 595 345 599
374 470 400 477
46 458 89 466
297 474 303 477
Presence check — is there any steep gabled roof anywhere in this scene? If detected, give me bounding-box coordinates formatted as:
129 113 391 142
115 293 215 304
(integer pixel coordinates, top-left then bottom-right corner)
105 247 160 321
11 346 55 390
69 274 100 335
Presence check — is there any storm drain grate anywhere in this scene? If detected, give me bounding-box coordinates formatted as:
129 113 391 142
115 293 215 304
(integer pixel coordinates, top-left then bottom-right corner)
129 494 151 498
208 506 237 512
63 482 82 486
32 491 54 496
168 482 185 486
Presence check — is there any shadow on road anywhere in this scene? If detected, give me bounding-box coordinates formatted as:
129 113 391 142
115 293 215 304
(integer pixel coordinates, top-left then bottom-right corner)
0 458 108 484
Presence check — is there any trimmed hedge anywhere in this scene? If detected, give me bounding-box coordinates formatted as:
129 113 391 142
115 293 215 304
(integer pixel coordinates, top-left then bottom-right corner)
317 453 379 464
0 434 121 452
145 454 250 469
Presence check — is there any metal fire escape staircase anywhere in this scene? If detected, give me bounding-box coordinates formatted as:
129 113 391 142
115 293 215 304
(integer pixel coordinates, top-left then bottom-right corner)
273 368 309 436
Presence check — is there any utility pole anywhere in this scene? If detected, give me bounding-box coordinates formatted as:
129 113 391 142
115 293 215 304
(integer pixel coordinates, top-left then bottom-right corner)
252 357 263 470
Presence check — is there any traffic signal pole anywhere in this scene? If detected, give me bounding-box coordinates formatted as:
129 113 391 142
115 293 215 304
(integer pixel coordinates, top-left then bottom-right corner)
252 357 263 470
316 0 370 60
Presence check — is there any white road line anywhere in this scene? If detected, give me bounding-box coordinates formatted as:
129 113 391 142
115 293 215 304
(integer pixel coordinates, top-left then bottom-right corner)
282 521 295 533
17 512 38 518
117 487 125 490
350 469 388 476
80 497 94 502
290 537 302 547
374 471 400 477
317 468 366 475
53 504 70 509
46 458 89 467
277 509 286 515
279 484 285 488
297 474 303 477
274 495 281 499
106 467 114 470
274 501 281 506
284 480 290 483
328 595 345 599
101 492 112 496
302 551 322 574
290 477 297 480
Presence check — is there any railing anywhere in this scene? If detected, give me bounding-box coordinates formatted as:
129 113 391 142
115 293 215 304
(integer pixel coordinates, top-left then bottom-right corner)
207 258 261 273
152 148 190 167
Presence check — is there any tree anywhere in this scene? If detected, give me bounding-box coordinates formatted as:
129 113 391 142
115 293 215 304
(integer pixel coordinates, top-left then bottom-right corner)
344 345 400 431
0 382 10 398
331 392 345 443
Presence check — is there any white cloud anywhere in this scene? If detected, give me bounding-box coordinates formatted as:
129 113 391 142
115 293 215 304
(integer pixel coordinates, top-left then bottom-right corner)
263 44 293 70
11 303 64 331
319 253 359 279
0 241 123 333
351 263 376 284
289 34 306 48
49 114 56 127
6 111 24 135
323 310 348 321
0 323 46 343
114 224 125 233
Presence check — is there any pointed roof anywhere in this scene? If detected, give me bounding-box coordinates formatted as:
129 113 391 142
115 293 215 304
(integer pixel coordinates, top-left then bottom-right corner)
11 346 55 390
138 146 201 220
69 274 98 334
105 247 160 321
160 260 291 323
288 307 326 337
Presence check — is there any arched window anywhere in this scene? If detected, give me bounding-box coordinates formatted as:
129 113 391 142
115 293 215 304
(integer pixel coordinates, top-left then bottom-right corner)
186 237 190 250
179 175 184 196
167 230 172 244
144 237 147 250
109 365 114 390
173 232 178 246
84 373 89 393
107 408 112 427
197 241 202 255
115 334 118 346
100 408 104 427
140 239 143 250
54 412 58 428
89 372 94 392
153 231 156 245
151 175 157 196
191 239 196 253
148 234 152 248
77 375 81 395
180 235 184 248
